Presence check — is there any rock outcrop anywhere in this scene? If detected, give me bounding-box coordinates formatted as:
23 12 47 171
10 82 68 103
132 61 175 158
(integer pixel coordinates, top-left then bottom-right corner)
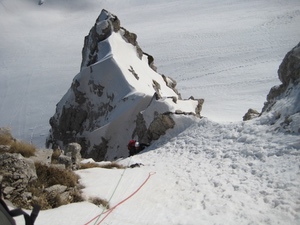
244 42 300 133
47 9 204 161
50 143 82 170
51 148 72 169
0 149 83 210
0 153 37 206
65 143 82 170
243 108 260 121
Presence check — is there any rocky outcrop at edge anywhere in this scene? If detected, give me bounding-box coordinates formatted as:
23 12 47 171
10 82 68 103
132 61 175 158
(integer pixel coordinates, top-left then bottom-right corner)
0 153 37 208
262 42 300 113
244 42 300 134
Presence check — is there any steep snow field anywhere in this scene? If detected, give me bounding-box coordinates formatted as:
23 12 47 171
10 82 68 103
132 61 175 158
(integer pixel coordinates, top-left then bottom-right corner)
15 117 300 225
1 0 300 224
0 0 300 146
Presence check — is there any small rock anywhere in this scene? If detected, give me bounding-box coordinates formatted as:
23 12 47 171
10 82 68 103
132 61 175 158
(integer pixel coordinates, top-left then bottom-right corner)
45 184 68 194
3 186 14 195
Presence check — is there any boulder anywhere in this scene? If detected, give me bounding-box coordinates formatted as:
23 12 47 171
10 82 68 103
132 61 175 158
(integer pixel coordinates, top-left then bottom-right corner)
243 108 260 121
65 143 82 170
45 184 68 194
51 148 72 169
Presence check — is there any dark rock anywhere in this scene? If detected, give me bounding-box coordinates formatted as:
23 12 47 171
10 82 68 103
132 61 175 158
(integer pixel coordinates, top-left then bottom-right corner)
243 108 260 121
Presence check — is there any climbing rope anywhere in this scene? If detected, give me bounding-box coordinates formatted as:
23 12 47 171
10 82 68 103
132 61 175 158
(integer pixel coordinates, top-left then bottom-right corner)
91 157 132 225
84 169 156 225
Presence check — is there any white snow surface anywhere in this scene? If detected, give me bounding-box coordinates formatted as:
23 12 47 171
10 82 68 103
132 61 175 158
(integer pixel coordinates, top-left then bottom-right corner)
16 117 300 225
1 0 300 224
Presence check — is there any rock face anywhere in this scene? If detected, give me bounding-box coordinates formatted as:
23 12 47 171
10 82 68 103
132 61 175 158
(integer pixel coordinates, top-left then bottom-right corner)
47 9 204 161
245 42 300 133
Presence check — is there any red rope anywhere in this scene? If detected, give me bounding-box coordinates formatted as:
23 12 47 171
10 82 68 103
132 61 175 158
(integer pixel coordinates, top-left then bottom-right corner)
84 172 156 225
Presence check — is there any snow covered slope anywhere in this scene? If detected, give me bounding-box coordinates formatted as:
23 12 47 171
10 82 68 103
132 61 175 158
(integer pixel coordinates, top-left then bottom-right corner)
15 116 300 225
1 1 299 224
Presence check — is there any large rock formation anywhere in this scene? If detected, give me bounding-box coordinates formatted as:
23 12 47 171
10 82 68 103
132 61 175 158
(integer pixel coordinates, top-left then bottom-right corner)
244 42 300 133
47 9 204 161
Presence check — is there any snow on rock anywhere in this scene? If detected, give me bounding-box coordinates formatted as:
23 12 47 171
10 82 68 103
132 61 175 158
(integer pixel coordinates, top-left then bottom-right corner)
245 42 300 134
47 9 204 161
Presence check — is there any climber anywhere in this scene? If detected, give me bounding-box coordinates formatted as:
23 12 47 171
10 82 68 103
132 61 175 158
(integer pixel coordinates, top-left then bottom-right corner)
127 139 149 156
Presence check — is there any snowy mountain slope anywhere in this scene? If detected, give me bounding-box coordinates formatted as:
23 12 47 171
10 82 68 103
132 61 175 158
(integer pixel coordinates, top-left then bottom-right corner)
1 0 300 146
14 117 300 225
123 0 300 122
1 1 299 224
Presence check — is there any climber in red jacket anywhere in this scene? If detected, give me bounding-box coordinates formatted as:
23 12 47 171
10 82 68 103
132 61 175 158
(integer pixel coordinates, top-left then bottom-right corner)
127 140 149 156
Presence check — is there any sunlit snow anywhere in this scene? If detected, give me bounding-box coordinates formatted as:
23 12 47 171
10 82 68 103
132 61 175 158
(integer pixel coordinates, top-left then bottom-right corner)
1 0 299 225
